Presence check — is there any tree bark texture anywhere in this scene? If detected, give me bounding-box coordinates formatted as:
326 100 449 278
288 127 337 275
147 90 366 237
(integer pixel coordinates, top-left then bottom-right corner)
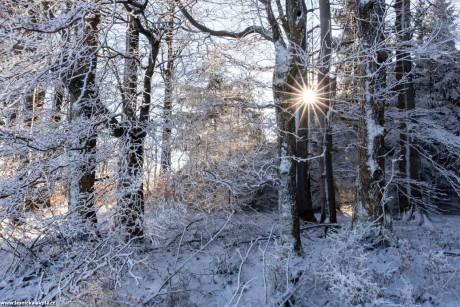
296 30 316 223
161 9 175 171
395 0 421 214
318 0 337 223
117 13 144 240
67 12 101 227
353 0 387 226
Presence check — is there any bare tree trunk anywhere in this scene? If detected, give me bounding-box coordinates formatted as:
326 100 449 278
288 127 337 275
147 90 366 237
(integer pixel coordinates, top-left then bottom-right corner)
118 134 145 239
67 12 101 228
292 1 317 222
318 3 329 223
297 103 316 222
318 0 337 223
273 0 304 252
161 8 175 171
142 55 157 200
395 0 409 213
117 7 162 240
395 0 421 216
352 0 387 227
118 13 143 240
325 78 337 222
319 144 327 223
176 0 304 253
276 85 301 252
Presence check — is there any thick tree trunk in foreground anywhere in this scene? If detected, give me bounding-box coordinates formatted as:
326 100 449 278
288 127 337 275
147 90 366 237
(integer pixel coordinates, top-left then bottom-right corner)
118 133 145 239
273 0 304 252
353 0 387 227
67 12 101 227
287 0 316 224
277 82 301 252
117 13 143 239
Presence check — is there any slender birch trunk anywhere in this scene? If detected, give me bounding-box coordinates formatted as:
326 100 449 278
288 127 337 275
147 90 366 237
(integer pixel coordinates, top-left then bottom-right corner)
161 8 175 171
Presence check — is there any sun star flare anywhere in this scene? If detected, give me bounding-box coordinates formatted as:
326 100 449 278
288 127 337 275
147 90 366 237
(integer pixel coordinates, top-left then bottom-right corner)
302 88 317 105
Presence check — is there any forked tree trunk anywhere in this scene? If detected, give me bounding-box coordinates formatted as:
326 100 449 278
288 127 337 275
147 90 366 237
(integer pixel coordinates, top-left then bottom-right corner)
117 10 161 240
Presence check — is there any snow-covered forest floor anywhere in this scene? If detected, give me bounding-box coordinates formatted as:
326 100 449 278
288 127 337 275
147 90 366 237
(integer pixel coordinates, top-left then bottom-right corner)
1 202 459 306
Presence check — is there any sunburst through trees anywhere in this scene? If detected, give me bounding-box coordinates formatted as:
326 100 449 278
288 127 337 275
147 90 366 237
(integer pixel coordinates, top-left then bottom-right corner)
281 72 332 129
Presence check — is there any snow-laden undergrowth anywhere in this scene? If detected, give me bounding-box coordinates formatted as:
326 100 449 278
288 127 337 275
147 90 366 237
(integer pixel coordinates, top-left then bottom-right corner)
0 206 459 306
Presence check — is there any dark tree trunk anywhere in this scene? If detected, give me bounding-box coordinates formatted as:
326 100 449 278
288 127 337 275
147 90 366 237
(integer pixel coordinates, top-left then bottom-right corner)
291 0 316 223
118 13 143 240
117 9 161 240
297 112 317 222
318 0 337 224
319 142 327 223
118 133 145 239
353 0 387 227
53 83 64 123
287 0 310 252
271 0 304 253
395 0 421 215
67 12 101 227
325 83 337 223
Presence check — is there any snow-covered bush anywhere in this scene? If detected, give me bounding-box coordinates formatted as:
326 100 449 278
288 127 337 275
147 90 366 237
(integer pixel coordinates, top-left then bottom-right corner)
314 227 389 305
422 248 456 295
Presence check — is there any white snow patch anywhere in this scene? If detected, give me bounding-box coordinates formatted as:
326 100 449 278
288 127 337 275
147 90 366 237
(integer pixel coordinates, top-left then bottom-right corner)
2 207 460 306
366 106 384 174
274 41 290 86
278 143 290 174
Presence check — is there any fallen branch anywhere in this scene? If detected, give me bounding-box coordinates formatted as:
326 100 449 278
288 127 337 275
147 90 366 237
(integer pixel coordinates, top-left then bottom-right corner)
227 223 342 247
300 223 341 231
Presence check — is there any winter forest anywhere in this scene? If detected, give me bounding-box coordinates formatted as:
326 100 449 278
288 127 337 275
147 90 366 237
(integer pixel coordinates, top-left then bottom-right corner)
0 0 459 305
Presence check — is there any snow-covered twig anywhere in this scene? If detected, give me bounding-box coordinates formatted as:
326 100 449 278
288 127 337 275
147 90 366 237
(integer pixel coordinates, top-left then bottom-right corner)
142 211 235 305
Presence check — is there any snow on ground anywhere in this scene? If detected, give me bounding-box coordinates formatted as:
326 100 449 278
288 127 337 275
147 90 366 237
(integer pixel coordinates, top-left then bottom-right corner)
0 203 459 306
